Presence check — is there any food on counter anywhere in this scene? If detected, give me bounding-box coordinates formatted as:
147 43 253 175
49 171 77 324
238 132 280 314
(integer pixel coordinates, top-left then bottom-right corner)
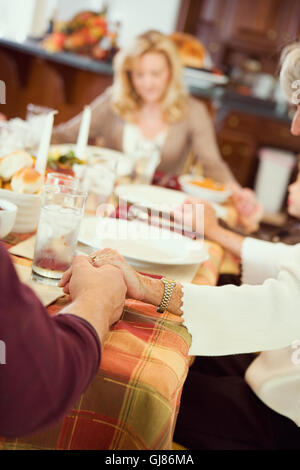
43 31 66 53
47 149 84 173
169 32 207 69
190 178 225 191
0 150 34 182
43 10 119 62
11 168 42 195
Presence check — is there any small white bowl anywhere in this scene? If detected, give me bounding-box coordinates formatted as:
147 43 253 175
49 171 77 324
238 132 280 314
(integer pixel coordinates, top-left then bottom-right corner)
0 189 41 233
178 175 231 203
0 199 18 238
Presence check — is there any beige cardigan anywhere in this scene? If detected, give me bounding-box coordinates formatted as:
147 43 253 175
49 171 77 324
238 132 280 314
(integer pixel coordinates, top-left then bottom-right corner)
52 87 236 184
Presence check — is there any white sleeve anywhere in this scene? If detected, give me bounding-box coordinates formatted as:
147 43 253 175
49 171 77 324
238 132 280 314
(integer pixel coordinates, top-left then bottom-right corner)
182 248 300 356
241 237 298 285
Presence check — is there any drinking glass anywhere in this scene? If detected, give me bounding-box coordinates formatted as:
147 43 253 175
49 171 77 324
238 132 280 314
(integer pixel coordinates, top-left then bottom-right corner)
32 184 87 285
0 120 29 157
132 141 161 184
74 154 117 213
46 172 79 190
26 103 58 152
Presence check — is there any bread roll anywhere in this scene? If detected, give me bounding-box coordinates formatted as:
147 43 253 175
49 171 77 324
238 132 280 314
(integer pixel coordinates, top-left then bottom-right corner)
169 32 206 69
0 151 34 182
11 168 42 194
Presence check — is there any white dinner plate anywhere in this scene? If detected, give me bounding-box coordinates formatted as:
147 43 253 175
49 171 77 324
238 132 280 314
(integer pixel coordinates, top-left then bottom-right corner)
114 183 227 219
115 184 186 212
49 144 134 177
78 216 209 266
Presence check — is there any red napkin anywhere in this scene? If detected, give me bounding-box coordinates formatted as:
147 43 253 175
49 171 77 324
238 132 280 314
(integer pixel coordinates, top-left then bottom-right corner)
152 171 181 190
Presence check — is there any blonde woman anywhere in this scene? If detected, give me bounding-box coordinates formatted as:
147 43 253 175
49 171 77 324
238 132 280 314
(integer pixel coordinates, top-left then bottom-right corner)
60 43 300 449
53 30 261 224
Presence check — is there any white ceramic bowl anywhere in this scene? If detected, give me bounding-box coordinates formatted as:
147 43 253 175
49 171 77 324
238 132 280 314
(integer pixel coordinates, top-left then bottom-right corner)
0 189 41 233
0 198 18 238
178 175 231 203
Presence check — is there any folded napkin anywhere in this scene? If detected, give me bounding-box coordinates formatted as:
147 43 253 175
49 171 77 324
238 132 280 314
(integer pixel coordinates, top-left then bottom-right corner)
14 263 64 306
9 236 91 260
9 236 35 259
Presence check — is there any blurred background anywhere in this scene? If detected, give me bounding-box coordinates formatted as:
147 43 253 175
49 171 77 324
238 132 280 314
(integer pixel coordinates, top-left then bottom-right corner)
0 0 300 208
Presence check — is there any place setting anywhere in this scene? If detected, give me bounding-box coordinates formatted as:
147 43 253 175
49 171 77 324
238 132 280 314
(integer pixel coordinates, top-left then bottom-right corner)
1 101 230 290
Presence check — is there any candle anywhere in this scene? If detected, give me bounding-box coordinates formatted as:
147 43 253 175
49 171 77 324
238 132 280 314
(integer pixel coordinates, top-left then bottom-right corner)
35 111 56 178
76 106 91 160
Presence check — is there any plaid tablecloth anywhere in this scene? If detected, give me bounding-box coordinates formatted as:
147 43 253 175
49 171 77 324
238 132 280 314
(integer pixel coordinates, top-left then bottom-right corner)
0 232 239 450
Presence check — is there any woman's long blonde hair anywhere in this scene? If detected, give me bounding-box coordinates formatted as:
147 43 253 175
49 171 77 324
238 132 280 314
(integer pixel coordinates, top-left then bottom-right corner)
111 30 188 123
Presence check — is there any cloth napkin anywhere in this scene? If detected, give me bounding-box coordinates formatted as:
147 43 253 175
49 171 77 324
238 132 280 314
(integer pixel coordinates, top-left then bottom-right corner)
9 236 36 259
14 263 63 307
8 236 91 260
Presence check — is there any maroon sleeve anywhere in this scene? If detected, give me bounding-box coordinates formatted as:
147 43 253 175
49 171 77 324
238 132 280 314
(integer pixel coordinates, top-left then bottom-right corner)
0 243 101 438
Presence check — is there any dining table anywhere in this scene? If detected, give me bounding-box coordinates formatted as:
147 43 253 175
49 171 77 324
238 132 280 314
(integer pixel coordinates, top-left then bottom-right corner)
0 175 241 450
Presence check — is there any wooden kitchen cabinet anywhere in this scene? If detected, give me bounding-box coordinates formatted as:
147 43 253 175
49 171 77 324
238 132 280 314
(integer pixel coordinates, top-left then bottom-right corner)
177 0 300 70
216 108 300 187
259 119 300 152
224 0 297 49
217 129 257 186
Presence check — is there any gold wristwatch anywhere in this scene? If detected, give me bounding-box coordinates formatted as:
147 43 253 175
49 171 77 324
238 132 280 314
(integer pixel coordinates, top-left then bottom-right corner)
157 278 176 313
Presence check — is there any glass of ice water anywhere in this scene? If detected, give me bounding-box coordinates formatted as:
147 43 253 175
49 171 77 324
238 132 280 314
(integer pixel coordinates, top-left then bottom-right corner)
32 184 87 285
74 154 117 214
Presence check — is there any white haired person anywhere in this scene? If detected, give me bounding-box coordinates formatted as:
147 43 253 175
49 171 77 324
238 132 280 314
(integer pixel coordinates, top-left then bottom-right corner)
60 43 300 449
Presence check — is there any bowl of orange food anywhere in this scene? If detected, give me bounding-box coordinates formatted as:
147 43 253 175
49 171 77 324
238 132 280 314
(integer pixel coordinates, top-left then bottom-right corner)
178 175 231 203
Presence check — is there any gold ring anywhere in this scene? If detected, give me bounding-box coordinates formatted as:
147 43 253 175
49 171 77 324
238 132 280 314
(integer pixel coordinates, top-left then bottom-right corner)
90 255 98 264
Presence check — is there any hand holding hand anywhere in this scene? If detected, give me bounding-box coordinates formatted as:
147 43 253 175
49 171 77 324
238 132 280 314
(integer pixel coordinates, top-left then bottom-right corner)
173 196 220 239
86 248 145 301
59 255 127 327
227 184 263 233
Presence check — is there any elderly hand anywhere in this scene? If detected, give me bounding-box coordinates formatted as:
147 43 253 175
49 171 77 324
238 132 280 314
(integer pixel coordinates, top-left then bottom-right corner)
86 248 145 301
173 196 220 239
59 255 127 327
0 113 7 121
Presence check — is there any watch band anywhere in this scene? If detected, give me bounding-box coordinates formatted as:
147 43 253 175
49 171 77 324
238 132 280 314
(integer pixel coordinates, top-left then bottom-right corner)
157 278 176 313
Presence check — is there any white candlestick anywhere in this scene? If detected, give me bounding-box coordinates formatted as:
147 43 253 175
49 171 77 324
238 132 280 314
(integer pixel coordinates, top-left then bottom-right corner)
35 111 55 178
76 106 91 160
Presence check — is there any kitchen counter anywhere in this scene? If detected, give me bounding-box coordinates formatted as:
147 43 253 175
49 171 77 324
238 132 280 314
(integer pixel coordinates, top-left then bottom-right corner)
0 37 292 124
190 86 292 124
0 37 114 75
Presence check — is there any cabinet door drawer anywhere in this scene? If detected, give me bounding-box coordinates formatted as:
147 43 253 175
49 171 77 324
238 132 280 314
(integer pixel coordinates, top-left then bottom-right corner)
218 132 256 186
222 112 258 134
259 120 299 151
